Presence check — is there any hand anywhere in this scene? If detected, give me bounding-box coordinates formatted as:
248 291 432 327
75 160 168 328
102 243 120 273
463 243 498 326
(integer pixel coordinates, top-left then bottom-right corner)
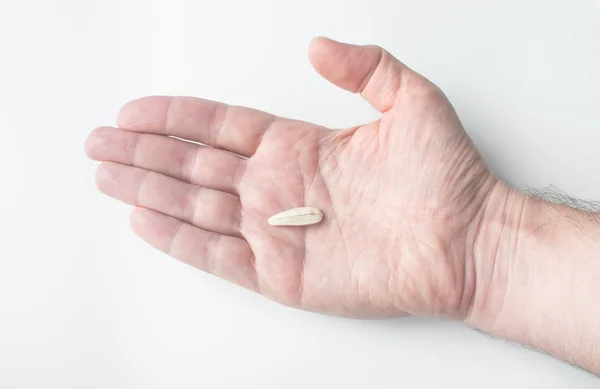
85 37 496 319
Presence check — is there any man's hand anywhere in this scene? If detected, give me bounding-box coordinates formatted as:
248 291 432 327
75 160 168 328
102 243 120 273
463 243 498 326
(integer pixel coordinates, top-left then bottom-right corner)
86 37 600 375
85 37 496 319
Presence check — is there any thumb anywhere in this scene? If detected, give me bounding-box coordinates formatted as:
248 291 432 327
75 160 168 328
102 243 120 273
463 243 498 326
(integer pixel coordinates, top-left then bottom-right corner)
308 37 419 113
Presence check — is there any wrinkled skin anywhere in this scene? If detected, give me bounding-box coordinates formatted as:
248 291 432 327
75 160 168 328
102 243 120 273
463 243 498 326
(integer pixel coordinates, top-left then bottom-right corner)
85 37 496 319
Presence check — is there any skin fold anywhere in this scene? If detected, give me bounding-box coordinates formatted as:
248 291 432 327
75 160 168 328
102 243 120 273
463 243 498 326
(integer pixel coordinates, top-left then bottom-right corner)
85 37 600 375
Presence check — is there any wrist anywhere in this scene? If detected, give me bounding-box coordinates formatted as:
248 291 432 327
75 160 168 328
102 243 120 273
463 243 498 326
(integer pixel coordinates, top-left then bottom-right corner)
465 182 600 371
464 181 526 329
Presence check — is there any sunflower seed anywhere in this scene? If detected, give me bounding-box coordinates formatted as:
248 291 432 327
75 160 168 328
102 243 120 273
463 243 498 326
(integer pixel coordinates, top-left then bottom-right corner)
268 207 323 226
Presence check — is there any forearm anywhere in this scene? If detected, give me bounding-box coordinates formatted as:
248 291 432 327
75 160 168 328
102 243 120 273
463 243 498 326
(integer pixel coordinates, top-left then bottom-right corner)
467 182 600 374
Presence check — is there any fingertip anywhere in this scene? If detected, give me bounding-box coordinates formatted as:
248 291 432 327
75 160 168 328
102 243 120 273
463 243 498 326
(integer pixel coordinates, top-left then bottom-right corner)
307 37 372 93
94 162 145 205
307 38 407 112
84 134 97 160
94 161 124 197
94 162 114 192
116 97 143 130
308 36 337 65
129 207 154 243
84 127 110 160
129 206 150 232
309 36 342 49
117 96 169 131
308 35 330 49
129 207 177 253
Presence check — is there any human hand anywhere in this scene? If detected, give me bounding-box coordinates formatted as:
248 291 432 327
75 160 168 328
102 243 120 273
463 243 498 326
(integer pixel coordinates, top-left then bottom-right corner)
85 37 497 319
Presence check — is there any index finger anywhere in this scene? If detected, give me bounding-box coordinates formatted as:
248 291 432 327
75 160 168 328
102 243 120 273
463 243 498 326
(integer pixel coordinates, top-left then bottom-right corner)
117 96 279 158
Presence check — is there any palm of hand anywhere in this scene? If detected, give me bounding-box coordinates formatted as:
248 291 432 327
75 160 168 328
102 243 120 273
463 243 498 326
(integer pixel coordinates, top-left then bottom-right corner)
86 38 495 319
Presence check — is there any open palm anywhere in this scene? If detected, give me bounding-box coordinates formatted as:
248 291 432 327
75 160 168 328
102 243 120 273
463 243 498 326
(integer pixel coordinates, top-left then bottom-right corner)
86 38 496 319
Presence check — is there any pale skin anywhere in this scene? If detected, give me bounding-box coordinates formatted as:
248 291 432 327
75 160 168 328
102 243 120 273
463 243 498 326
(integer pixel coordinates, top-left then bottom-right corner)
85 37 600 374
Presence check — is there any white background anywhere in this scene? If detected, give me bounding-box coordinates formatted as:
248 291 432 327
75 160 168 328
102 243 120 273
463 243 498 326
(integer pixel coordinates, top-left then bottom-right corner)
1 0 599 388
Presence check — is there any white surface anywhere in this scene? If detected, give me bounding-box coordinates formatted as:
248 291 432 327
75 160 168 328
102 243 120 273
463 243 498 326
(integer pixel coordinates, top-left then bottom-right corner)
1 0 599 388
